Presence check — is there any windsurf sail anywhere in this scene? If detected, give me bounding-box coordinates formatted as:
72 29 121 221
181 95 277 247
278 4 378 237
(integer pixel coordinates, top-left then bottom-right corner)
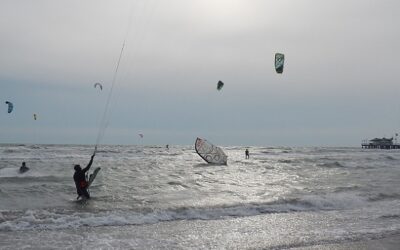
275 53 284 74
195 137 227 165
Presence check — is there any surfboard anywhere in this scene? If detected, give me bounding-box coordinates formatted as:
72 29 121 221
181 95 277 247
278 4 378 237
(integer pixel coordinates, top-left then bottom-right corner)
87 167 101 188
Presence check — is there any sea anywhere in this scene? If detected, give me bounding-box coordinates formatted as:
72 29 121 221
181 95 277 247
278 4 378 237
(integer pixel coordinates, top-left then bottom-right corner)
1 144 400 249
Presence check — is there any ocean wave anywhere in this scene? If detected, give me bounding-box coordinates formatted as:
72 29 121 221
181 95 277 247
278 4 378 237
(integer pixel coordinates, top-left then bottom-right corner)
2 149 28 154
334 185 361 193
318 161 346 168
96 150 121 154
367 193 400 202
260 150 291 155
384 155 397 161
0 167 61 179
0 194 365 232
277 159 298 164
167 181 189 188
380 214 400 219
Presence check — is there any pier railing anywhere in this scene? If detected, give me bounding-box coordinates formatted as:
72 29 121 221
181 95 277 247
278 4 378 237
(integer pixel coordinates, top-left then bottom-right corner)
361 141 400 149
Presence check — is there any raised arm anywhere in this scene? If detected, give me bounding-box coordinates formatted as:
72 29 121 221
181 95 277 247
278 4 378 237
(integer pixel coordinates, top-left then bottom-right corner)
82 153 95 173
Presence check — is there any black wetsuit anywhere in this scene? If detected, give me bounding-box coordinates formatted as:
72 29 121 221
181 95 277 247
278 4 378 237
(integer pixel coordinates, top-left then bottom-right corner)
73 156 94 199
19 166 29 173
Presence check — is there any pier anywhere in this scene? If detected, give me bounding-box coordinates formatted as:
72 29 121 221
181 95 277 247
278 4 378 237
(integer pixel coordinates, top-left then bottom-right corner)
361 137 400 149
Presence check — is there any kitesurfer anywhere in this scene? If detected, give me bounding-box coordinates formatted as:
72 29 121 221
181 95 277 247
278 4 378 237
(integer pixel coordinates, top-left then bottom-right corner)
19 162 29 173
73 152 95 199
245 149 250 159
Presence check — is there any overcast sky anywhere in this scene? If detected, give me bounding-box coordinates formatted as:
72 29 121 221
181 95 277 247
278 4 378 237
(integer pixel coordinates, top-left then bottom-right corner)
1 0 400 146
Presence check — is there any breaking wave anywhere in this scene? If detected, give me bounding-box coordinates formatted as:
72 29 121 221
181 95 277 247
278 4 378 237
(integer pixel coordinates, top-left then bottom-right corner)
318 161 346 168
0 193 366 232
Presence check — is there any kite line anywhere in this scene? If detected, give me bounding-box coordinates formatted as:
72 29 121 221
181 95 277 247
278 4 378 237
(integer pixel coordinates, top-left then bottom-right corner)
94 4 136 151
94 1 158 152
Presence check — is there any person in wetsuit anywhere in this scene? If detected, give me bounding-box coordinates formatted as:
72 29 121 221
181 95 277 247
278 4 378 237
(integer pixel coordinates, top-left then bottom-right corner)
73 152 95 199
245 148 250 159
19 162 29 173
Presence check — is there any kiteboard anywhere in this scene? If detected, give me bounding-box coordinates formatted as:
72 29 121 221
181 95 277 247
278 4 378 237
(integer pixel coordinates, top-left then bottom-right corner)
87 167 101 188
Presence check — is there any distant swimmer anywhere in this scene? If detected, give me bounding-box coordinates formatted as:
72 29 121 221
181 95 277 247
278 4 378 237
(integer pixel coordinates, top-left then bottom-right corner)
245 149 250 159
73 152 95 200
19 162 29 173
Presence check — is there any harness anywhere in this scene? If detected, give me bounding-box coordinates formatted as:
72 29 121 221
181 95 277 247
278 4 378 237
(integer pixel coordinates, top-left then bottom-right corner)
80 180 88 188
79 172 89 188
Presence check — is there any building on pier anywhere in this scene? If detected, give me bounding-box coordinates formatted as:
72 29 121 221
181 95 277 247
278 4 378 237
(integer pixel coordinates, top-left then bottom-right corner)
361 137 400 149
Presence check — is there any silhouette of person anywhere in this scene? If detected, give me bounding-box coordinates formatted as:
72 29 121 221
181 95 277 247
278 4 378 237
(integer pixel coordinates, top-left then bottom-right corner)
73 153 95 199
19 162 29 173
245 149 250 159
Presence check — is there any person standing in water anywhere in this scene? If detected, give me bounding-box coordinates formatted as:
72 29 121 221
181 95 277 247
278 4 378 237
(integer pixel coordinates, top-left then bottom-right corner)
73 152 95 199
19 162 29 173
245 149 250 159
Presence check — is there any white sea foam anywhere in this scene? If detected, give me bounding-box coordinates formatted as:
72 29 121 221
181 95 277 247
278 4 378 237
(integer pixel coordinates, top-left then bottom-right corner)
0 192 376 232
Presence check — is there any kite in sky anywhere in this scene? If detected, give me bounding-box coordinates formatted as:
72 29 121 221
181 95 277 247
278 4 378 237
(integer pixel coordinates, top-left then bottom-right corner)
94 82 103 90
275 53 284 74
5 101 13 113
217 80 224 91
